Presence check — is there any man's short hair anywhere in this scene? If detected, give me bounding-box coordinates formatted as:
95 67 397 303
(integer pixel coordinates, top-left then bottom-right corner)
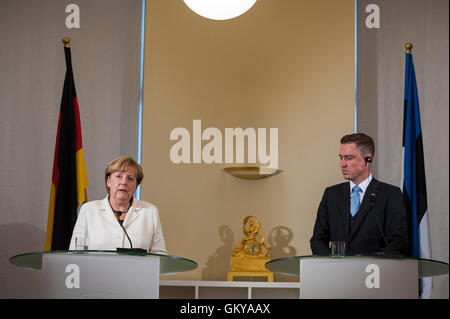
340 133 375 157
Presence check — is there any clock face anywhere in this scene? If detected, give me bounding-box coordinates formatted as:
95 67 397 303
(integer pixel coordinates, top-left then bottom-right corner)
245 242 261 256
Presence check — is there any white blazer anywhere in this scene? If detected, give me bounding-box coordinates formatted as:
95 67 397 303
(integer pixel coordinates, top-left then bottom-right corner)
69 196 168 254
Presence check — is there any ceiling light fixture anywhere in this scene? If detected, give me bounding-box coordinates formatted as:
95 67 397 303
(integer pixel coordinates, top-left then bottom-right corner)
183 0 257 21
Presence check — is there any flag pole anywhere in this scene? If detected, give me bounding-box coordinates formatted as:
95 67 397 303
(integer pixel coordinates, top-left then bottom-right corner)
405 42 412 53
63 37 70 48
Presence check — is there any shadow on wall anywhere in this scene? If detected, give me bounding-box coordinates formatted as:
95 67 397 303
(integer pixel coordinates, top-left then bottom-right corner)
0 222 46 298
202 225 234 281
268 226 297 258
268 226 298 282
201 225 298 282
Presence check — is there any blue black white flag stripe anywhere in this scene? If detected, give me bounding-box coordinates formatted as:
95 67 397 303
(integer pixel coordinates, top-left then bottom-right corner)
402 44 431 298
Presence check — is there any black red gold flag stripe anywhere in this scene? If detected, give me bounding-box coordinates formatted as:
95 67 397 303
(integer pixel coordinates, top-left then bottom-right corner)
45 38 88 251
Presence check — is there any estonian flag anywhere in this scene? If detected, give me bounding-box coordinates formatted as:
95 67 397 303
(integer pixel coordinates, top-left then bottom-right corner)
402 43 431 298
45 38 88 251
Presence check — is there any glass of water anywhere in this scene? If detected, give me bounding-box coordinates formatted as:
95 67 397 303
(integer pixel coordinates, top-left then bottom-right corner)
330 241 345 257
75 237 88 252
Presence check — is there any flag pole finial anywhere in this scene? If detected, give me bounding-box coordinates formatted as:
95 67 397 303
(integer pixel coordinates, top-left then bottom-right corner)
405 43 413 54
62 37 71 48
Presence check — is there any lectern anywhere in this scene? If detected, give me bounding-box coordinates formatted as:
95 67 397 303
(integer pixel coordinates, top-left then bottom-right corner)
10 250 197 299
266 255 449 299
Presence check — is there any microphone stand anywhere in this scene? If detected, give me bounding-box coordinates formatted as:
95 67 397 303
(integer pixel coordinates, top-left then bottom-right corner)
115 211 147 255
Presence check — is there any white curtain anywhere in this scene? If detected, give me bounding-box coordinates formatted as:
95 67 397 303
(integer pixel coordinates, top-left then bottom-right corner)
357 0 449 298
0 0 142 297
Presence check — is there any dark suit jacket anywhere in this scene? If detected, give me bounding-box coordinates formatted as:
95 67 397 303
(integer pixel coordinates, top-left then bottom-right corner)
310 178 408 256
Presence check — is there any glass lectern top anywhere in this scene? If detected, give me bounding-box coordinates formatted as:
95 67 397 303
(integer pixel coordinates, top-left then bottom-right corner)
9 250 197 275
265 255 449 278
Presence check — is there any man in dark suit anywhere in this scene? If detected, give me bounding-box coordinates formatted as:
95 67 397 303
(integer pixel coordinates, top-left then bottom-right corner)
310 133 407 256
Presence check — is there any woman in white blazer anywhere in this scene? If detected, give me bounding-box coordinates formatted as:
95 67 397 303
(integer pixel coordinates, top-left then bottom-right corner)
69 156 167 254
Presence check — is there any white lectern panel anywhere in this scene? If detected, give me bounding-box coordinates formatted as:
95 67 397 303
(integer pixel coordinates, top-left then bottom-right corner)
299 257 418 299
42 253 159 298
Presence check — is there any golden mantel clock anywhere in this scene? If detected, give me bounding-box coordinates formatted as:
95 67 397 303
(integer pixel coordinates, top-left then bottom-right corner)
228 216 274 282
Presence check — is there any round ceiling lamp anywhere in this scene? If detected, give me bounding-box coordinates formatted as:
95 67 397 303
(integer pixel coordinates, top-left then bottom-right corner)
183 0 258 21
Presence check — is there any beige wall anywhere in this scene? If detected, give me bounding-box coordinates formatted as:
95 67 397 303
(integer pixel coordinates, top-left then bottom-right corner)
141 0 354 281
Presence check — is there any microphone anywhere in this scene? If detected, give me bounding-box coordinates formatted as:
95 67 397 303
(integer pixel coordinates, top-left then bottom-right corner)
369 194 402 257
369 193 376 210
369 194 388 246
115 211 147 255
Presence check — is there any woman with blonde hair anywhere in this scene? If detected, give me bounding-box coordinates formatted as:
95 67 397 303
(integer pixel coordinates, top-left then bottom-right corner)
69 156 167 254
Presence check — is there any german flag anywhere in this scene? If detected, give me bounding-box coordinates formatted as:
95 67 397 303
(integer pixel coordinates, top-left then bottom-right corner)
45 38 88 251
